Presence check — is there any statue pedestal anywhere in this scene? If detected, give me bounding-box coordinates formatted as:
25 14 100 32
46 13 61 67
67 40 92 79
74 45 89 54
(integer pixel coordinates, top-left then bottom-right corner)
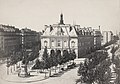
18 64 30 77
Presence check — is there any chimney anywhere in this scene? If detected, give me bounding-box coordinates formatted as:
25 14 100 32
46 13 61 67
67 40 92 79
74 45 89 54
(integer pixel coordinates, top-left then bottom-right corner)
99 26 100 30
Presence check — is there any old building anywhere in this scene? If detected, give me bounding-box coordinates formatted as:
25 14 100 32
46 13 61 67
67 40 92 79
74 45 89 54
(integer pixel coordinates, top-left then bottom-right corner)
0 24 21 56
41 14 97 58
93 26 102 50
21 28 40 59
77 27 94 58
102 31 113 45
41 14 78 57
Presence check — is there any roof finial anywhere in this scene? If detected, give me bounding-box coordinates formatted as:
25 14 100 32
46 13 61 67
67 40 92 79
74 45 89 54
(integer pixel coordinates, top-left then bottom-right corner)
59 13 64 25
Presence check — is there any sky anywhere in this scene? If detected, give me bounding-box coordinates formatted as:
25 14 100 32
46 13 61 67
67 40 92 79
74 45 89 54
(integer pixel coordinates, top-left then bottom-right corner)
0 0 120 34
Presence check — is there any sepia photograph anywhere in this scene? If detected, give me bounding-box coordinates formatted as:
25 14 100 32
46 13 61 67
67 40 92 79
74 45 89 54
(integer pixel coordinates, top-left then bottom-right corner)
0 0 120 84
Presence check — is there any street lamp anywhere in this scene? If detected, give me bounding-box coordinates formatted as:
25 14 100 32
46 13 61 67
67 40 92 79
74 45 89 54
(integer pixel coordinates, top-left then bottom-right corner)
18 33 30 77
6 57 10 75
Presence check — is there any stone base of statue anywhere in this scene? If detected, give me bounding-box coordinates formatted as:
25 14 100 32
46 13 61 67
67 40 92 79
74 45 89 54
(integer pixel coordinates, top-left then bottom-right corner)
18 64 30 77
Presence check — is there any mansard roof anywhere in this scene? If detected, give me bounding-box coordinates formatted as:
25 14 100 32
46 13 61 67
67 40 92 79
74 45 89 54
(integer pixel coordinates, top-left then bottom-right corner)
93 29 102 36
76 27 94 36
42 24 78 37
42 14 95 37
0 24 20 33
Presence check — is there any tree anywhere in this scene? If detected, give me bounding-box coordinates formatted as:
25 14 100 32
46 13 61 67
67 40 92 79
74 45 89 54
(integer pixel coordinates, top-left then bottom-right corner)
95 59 111 84
53 49 59 73
42 46 49 69
69 50 73 63
111 46 119 62
77 50 111 84
50 49 56 67
62 50 70 67
77 60 96 84
56 50 62 71
71 50 76 63
48 56 53 76
114 56 120 84
9 51 23 72
42 46 49 78
0 49 7 58
32 59 40 69
32 59 44 72
48 50 56 76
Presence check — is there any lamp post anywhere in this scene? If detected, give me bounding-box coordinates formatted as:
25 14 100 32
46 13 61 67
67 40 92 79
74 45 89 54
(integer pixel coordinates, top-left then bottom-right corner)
18 33 30 77
6 57 10 75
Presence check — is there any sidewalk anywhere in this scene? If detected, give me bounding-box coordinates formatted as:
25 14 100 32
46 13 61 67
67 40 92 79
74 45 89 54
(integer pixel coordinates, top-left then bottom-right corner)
1 71 48 83
1 65 71 83
1 58 85 83
1 59 48 83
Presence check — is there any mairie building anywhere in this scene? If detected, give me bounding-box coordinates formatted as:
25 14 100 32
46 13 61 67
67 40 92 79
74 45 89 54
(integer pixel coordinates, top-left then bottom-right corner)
41 14 78 57
41 14 99 58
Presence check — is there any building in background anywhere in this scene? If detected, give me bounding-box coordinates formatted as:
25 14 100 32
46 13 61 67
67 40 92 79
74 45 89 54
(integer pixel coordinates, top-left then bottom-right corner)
0 24 21 57
0 24 41 58
93 26 102 50
21 28 40 59
77 27 94 58
102 31 113 45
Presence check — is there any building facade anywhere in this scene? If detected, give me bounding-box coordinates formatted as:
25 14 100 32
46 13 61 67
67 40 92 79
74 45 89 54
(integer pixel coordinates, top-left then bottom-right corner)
77 27 94 58
102 31 113 45
21 28 40 58
41 14 78 57
41 14 98 58
93 26 102 49
0 24 21 56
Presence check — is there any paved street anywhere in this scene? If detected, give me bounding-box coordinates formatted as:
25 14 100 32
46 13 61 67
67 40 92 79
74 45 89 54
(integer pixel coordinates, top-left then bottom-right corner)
0 58 85 84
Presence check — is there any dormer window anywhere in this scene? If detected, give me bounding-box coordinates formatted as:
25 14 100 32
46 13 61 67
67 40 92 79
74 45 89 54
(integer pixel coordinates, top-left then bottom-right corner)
71 41 75 47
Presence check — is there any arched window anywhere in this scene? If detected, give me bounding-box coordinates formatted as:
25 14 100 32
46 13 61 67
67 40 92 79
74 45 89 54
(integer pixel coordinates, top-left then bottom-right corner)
71 41 75 47
44 40 48 47
51 40 54 47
